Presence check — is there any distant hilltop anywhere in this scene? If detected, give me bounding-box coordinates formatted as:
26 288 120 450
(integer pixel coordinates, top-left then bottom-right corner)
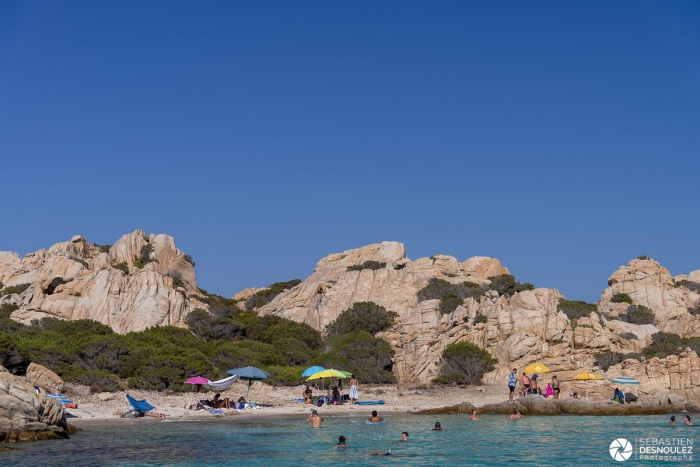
2 235 700 398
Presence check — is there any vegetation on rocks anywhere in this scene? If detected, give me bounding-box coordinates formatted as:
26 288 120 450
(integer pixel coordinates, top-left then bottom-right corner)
433 341 496 385
677 280 700 293
594 351 642 371
558 299 598 321
132 244 154 269
620 332 638 340
642 332 700 359
611 293 633 304
325 302 397 336
113 262 129 275
346 260 386 272
618 305 656 325
0 283 31 298
487 274 534 296
417 278 485 314
95 244 112 253
245 279 302 310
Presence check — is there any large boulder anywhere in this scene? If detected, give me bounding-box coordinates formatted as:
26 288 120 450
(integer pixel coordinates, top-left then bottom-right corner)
0 231 201 334
0 372 68 443
25 363 64 393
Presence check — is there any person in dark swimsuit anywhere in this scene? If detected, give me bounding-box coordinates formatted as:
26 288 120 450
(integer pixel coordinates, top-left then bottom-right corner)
529 374 538 395
551 376 560 399
520 373 530 397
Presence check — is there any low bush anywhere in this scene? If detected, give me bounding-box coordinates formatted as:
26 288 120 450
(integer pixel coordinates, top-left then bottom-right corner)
594 351 642 370
487 275 534 297
689 304 700 317
1 283 31 298
346 261 386 272
620 332 638 340
619 305 656 325
434 341 496 385
643 332 700 359
637 255 650 260
473 313 488 325
185 309 243 341
558 300 598 321
611 293 633 304
245 280 301 310
113 262 129 275
315 330 396 384
265 365 307 386
0 303 19 314
183 254 196 267
132 244 154 269
677 280 700 293
325 302 397 336
417 278 485 314
74 370 120 393
95 244 112 253
432 372 471 385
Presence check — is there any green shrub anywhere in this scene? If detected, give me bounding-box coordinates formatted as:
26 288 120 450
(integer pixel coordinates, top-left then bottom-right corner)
245 280 301 310
611 293 633 304
637 255 650 260
185 309 243 341
325 302 397 336
0 303 19 314
74 370 120 393
619 305 656 325
315 331 396 384
558 300 598 321
183 254 196 267
643 332 700 359
487 275 534 296
473 313 488 325
133 244 154 269
95 244 112 253
432 372 471 385
689 304 700 317
113 262 129 275
1 283 31 298
346 261 386 272
594 351 642 370
417 278 485 314
435 341 496 385
677 280 700 293
266 365 307 386
620 332 638 340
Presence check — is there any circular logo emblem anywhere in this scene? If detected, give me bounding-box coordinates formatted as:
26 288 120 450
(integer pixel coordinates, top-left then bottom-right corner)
610 438 633 461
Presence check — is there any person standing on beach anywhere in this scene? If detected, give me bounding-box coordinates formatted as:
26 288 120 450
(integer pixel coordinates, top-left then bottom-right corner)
508 368 517 402
520 372 530 397
551 375 560 399
306 409 323 428
349 374 359 404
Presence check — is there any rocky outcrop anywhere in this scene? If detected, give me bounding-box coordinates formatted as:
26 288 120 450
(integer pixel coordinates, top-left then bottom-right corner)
0 230 201 334
600 258 700 336
25 363 64 393
0 372 69 442
255 243 700 394
413 393 700 416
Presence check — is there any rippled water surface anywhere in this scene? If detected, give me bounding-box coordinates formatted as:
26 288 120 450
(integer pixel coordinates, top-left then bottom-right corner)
3 414 698 466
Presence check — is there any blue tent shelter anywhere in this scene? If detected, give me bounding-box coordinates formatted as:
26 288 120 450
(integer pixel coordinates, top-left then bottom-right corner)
126 394 155 413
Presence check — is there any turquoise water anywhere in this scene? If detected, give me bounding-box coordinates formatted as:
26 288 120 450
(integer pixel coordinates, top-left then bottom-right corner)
2 414 698 466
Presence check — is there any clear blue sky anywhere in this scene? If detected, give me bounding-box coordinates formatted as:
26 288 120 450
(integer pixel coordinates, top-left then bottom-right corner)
1 1 699 302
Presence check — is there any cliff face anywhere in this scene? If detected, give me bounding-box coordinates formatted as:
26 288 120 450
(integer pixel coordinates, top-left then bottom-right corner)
0 230 199 334
257 243 700 398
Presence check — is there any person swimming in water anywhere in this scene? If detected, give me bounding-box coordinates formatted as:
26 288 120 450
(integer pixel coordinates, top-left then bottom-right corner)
368 410 383 423
400 432 409 441
336 436 346 447
305 409 323 428
470 409 479 420
432 422 444 431
369 450 392 456
669 416 677 425
684 415 693 426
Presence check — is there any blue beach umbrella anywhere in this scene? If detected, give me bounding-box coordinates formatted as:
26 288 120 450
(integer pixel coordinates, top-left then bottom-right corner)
227 366 270 398
302 366 325 377
611 376 640 398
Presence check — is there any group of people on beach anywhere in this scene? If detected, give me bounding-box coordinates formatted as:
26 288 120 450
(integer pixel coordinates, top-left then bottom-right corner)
508 368 560 401
303 374 360 406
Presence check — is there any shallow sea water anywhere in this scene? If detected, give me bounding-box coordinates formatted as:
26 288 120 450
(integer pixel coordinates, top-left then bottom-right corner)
3 414 698 466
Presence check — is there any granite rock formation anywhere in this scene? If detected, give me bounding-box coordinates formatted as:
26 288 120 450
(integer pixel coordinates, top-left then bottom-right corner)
0 230 200 334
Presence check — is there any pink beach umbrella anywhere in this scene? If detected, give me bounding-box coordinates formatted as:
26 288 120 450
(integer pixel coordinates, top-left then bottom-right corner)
184 376 211 392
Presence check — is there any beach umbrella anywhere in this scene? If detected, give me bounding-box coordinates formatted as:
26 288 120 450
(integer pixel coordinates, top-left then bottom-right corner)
523 363 551 374
301 366 325 377
184 376 211 393
227 366 270 399
572 371 602 400
305 369 345 381
611 376 641 398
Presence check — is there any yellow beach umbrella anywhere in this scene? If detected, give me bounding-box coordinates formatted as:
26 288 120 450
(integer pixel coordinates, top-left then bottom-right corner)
305 369 345 381
523 363 551 374
572 371 602 400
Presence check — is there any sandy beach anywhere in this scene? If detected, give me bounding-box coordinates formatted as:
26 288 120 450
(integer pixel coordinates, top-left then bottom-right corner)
63 381 511 425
